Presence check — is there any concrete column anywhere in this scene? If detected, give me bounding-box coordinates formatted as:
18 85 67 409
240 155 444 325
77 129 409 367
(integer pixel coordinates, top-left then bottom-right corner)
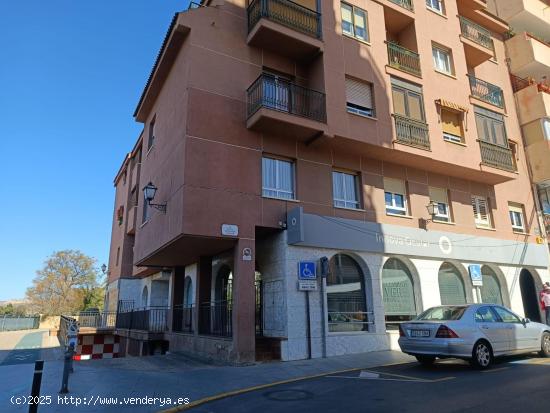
196 256 212 335
232 238 256 362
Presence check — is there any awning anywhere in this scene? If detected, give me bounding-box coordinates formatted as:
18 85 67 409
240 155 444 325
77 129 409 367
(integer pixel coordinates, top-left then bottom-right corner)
436 99 468 113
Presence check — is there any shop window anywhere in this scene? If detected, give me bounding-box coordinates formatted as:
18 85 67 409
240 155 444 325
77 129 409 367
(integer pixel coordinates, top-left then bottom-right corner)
480 266 503 305
438 263 467 305
382 258 418 328
327 254 369 332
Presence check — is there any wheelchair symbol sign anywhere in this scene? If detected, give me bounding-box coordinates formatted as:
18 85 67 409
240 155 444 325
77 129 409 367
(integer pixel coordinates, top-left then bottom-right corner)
298 261 317 280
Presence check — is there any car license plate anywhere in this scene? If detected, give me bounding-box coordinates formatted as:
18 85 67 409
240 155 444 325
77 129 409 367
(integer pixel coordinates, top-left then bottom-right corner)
410 329 430 338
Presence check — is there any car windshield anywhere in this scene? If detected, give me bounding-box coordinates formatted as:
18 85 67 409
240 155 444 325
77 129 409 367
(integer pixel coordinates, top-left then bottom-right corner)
416 306 467 321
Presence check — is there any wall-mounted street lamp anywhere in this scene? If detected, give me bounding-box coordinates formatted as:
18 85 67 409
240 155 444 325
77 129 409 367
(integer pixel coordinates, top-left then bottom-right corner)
419 201 438 230
143 182 167 213
101 264 107 275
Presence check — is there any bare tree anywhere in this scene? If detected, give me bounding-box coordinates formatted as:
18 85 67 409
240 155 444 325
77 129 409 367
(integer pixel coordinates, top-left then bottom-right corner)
26 250 104 315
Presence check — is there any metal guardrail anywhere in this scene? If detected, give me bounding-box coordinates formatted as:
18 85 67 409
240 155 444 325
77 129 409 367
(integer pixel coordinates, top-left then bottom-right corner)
468 75 504 108
172 305 194 333
116 307 169 333
387 42 421 77
247 73 327 122
59 315 76 346
478 140 516 172
393 114 430 150
198 301 232 337
247 0 322 39
459 16 493 50
388 0 414 11
76 311 117 328
0 315 40 332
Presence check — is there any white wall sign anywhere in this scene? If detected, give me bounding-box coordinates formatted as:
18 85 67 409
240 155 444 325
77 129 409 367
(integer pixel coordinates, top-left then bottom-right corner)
298 280 318 291
221 224 239 237
242 247 252 261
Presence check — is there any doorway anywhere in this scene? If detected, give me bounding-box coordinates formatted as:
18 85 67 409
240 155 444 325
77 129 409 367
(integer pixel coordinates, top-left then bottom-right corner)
520 269 541 323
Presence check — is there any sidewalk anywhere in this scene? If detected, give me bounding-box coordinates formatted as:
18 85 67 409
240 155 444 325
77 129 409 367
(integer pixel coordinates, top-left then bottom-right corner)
0 350 414 413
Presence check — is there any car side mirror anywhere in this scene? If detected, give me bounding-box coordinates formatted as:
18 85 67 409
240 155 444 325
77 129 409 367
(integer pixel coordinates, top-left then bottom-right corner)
522 318 530 325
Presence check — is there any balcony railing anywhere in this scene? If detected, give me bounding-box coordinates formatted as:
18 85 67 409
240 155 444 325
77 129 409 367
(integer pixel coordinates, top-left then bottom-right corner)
247 0 322 39
247 73 327 123
172 305 194 334
116 307 169 333
76 311 117 329
468 75 504 108
387 42 421 77
388 0 414 11
198 301 232 338
511 74 550 95
478 140 516 172
459 16 493 50
393 114 430 150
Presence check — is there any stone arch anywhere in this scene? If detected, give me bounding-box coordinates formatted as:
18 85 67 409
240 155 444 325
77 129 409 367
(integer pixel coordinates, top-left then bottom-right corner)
481 264 511 308
438 261 474 304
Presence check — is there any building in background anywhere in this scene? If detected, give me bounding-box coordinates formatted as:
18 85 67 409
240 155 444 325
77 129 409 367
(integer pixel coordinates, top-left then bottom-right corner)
106 0 550 362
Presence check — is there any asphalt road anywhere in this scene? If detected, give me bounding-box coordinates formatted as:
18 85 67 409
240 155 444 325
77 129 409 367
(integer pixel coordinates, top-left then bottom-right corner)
190 356 550 413
0 331 44 366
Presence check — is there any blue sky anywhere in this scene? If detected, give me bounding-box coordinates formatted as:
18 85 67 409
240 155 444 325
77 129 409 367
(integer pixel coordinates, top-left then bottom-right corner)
0 0 190 300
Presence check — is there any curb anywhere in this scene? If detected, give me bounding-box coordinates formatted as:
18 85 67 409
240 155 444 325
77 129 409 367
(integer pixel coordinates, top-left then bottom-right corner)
158 359 411 412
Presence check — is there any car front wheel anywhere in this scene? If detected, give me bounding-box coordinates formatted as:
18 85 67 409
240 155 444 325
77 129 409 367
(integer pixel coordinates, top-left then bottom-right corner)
540 332 550 358
471 340 492 369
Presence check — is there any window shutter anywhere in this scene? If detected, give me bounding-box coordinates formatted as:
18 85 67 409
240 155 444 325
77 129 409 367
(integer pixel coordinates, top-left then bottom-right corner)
429 187 448 204
441 110 462 137
472 196 490 226
508 203 523 215
384 177 406 195
341 3 353 25
346 78 373 110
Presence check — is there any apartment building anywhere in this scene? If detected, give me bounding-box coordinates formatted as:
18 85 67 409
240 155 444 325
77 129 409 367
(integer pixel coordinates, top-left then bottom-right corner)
106 0 550 362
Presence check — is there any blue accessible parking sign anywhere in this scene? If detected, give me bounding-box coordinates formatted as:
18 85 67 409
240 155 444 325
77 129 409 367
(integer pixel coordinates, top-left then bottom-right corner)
298 261 317 280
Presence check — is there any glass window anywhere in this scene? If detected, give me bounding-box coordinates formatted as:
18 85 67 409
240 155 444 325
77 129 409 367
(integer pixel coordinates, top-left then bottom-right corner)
262 74 290 112
142 192 150 223
481 266 503 305
472 195 491 228
148 116 156 150
341 2 369 42
327 254 368 332
438 263 467 305
509 203 525 232
430 187 451 222
538 186 550 214
475 306 497 323
333 171 360 209
382 258 417 328
346 77 375 117
441 110 463 143
417 306 466 321
474 107 508 147
492 306 521 323
384 178 407 216
432 45 453 74
426 0 444 13
392 85 426 121
543 118 550 140
262 157 295 200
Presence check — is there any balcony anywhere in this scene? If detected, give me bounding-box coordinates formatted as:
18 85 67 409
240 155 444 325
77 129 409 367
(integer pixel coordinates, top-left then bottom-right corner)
468 75 504 108
511 76 550 125
506 33 550 80
386 42 421 77
116 307 169 333
459 16 494 67
388 0 413 11
393 114 430 150
246 73 327 140
478 140 516 172
493 0 550 39
247 0 322 61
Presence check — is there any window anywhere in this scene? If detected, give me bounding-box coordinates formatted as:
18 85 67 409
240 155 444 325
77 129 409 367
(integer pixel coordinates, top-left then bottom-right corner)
441 109 464 143
333 171 360 209
471 195 491 228
142 192 151 223
438 263 466 305
346 77 375 118
475 306 497 323
417 306 466 321
509 203 525 232
116 247 120 267
543 118 550 140
474 106 508 147
426 0 444 13
509 140 518 170
391 78 426 122
341 2 369 42
481 266 503 305
384 178 407 216
538 186 550 214
382 258 418 328
262 157 295 200
429 187 451 222
262 73 290 112
327 254 369 332
492 306 521 323
147 115 156 150
432 44 453 75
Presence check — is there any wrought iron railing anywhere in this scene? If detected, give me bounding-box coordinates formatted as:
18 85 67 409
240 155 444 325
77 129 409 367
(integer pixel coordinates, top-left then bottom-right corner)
478 140 516 172
247 0 322 39
459 16 493 50
388 0 414 11
198 301 232 337
247 73 327 122
393 114 430 150
386 42 421 77
468 75 504 108
115 307 169 333
76 311 117 328
172 305 194 334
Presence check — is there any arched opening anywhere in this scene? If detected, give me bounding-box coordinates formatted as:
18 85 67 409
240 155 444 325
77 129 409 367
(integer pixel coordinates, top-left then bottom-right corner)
141 286 148 308
382 258 419 329
327 254 368 332
213 265 232 336
438 262 467 305
183 276 193 307
480 266 503 305
520 269 541 322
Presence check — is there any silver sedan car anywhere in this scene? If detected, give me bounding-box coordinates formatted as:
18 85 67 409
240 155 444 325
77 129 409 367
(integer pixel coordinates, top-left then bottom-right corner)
398 304 550 369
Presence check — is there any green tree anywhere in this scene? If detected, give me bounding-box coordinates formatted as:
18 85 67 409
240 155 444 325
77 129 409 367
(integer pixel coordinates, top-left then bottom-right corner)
26 250 105 315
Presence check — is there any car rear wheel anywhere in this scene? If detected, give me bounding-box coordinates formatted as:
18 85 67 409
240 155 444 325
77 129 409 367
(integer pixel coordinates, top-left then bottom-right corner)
471 340 492 369
540 332 550 358
415 355 436 366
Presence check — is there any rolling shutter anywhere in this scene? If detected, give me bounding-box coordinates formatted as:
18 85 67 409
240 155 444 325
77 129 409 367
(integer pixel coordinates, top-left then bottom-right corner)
384 177 406 195
429 187 448 204
441 110 462 137
481 271 503 305
346 78 373 110
438 264 467 305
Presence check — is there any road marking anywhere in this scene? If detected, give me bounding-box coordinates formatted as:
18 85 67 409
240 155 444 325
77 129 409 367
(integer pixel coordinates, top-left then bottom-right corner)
481 367 509 373
325 375 431 383
509 358 550 365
